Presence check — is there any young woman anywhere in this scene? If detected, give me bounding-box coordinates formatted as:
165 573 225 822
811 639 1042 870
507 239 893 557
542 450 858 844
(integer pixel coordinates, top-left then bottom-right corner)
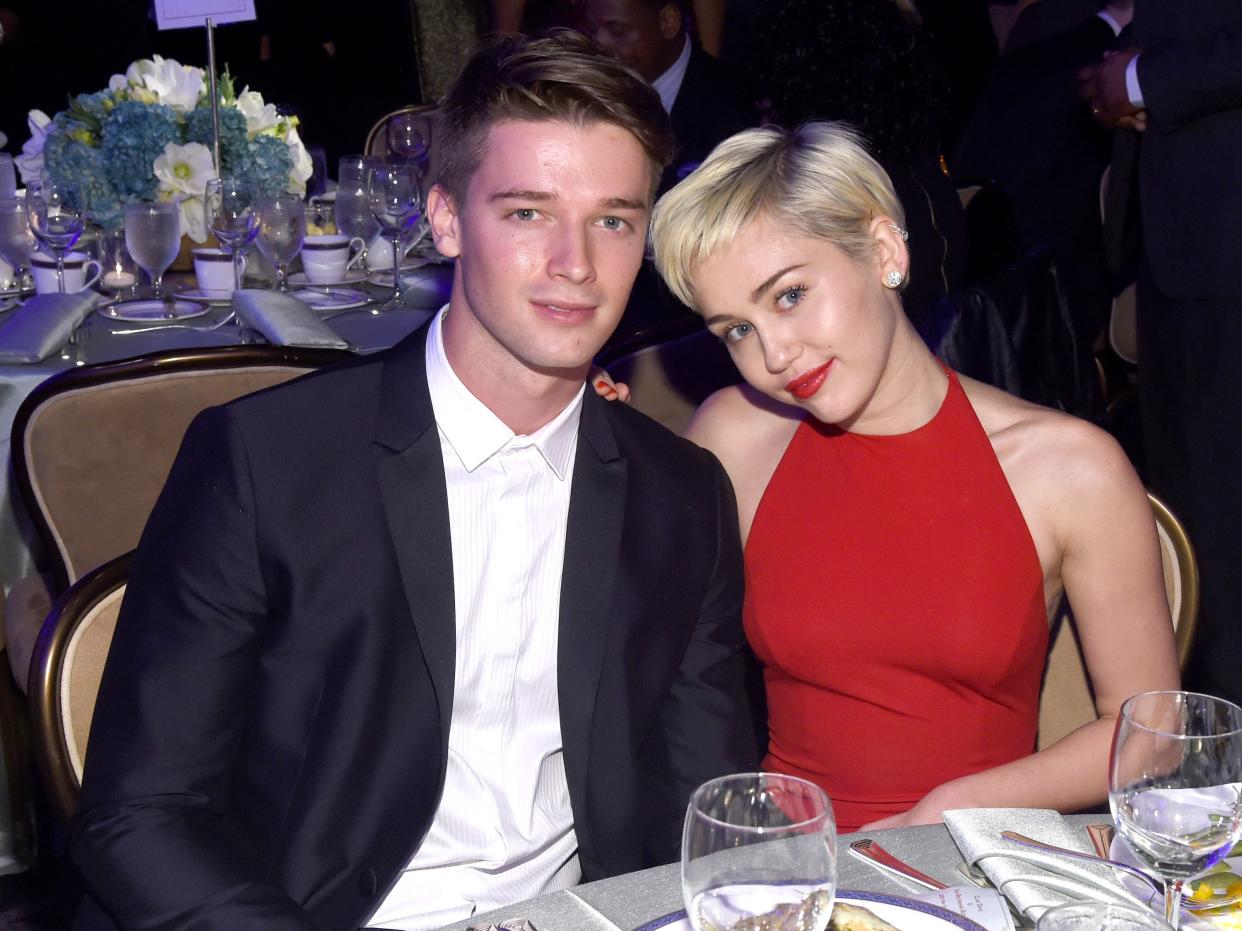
648 122 1179 832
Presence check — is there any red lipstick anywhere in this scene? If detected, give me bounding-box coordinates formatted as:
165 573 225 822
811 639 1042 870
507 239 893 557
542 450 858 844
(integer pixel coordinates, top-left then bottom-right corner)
785 361 832 401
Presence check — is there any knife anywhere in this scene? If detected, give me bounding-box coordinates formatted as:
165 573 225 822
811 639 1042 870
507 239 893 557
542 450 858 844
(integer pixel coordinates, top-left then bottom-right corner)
849 838 948 890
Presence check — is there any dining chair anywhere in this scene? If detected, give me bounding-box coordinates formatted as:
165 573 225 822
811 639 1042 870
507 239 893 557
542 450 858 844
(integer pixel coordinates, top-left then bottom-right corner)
5 345 353 694
1036 491 1199 750
597 320 741 435
27 551 129 826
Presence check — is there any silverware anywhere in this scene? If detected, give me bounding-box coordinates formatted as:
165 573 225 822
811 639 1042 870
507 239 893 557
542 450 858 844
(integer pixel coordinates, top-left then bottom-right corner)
849 838 947 890
110 311 237 335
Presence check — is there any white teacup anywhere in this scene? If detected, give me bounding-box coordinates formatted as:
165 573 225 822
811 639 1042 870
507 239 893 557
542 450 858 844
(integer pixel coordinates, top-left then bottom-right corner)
365 233 423 270
31 251 102 294
301 234 365 283
193 247 245 294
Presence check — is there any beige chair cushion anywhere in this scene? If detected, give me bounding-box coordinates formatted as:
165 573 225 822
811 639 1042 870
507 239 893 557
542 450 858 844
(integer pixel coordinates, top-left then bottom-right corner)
4 573 53 691
26 366 316 583
61 584 124 783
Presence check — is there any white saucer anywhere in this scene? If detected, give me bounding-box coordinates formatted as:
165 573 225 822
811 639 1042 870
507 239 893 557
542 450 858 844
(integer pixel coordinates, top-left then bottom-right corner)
174 286 233 305
295 287 371 312
98 298 211 322
0 283 33 299
290 270 367 287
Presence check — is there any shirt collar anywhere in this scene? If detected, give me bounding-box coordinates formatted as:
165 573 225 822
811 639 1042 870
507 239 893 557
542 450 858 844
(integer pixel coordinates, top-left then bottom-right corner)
651 35 692 114
425 307 584 479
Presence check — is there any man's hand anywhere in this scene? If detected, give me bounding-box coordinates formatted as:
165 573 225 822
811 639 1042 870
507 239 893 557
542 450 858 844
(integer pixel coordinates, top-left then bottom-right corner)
1077 49 1146 130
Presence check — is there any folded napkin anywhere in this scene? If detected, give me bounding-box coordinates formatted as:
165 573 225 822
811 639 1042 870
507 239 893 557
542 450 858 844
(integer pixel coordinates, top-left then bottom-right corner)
945 809 1144 922
0 290 99 363
233 289 349 349
398 263 453 309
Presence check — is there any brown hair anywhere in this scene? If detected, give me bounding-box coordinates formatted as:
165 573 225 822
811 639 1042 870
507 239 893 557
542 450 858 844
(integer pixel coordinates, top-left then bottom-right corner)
435 29 676 203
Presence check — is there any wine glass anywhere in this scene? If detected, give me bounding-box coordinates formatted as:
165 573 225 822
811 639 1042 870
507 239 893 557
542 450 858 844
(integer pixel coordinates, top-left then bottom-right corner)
205 178 260 292
682 773 837 931
367 163 423 310
124 202 181 302
25 179 85 293
1110 691 1242 929
335 156 382 271
255 195 306 292
0 197 37 291
387 112 430 166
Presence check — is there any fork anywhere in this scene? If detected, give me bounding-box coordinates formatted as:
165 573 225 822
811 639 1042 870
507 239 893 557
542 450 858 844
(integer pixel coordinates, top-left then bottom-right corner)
110 311 237 335
849 838 948 890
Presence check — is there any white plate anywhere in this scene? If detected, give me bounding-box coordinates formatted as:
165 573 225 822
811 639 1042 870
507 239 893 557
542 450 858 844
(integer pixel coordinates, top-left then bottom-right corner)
1111 835 1242 924
295 286 371 312
97 298 211 322
174 286 233 305
289 270 367 287
634 890 991 931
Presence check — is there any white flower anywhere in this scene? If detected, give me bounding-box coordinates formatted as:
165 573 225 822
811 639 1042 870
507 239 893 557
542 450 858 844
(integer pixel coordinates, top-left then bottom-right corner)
175 194 209 243
154 142 215 197
124 55 204 113
236 89 280 135
15 109 51 185
107 73 129 94
285 125 313 194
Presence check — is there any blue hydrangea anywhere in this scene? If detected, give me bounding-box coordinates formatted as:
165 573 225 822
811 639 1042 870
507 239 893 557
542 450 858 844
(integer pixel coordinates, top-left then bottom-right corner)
69 90 116 130
41 114 123 229
98 100 179 202
232 134 293 198
185 104 247 161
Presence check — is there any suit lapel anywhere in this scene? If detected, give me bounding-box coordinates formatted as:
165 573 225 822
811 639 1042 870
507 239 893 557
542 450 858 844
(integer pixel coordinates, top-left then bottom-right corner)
558 391 627 810
372 328 456 763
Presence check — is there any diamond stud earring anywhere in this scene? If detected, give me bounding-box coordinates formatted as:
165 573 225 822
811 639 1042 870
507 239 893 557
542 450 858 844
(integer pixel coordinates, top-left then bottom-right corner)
884 270 904 289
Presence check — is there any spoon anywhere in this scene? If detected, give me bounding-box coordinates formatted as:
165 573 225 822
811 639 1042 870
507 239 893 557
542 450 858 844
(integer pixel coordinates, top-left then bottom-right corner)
1001 831 1242 909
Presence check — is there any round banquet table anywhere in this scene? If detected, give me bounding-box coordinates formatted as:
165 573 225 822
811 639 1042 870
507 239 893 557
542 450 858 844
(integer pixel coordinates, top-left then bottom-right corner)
435 816 1103 931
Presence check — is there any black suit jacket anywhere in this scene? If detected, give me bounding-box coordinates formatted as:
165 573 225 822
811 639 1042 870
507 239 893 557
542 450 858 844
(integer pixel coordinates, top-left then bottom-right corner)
71 326 757 929
1104 0 1242 300
662 44 750 196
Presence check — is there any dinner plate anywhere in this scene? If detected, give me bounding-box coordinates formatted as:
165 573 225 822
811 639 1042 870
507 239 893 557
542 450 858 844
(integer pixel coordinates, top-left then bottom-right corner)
633 889 991 931
289 270 367 288
97 298 211 322
1110 836 1242 922
173 285 233 305
294 286 371 312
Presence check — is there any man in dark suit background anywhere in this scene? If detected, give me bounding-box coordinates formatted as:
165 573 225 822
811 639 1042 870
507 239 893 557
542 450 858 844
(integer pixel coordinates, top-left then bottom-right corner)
582 0 751 345
1081 0 1242 705
71 31 756 930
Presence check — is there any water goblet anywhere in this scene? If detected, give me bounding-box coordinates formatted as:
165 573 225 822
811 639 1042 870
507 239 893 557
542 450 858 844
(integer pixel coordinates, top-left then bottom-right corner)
124 202 181 302
336 156 382 270
1037 902 1172 931
205 178 260 292
0 197 36 291
255 195 306 292
367 163 422 310
387 112 430 166
25 179 85 293
682 773 837 931
1110 690 1242 928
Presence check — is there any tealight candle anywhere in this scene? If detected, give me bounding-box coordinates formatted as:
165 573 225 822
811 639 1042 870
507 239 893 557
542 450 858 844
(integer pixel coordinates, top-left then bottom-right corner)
102 268 136 290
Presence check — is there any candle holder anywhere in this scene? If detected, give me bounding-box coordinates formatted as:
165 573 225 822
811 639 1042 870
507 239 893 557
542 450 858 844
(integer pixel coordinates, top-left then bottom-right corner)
96 227 139 302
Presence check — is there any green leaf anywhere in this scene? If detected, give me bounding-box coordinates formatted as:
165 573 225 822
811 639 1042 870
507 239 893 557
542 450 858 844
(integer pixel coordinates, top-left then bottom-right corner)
66 95 102 136
219 65 236 105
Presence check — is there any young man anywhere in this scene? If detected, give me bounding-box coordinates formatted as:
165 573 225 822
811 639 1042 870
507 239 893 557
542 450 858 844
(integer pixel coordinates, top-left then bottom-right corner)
71 31 756 930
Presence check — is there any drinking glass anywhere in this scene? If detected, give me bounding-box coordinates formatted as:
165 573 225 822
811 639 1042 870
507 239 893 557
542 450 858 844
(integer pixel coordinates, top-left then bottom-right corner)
682 773 837 931
387 112 430 166
25 179 85 293
367 163 422 310
124 202 181 301
1037 902 1172 931
1110 691 1242 928
205 177 260 292
0 197 37 290
255 195 306 292
97 227 139 299
335 155 382 270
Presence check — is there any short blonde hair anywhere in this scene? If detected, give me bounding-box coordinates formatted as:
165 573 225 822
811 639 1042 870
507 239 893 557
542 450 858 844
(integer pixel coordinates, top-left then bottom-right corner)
650 122 906 310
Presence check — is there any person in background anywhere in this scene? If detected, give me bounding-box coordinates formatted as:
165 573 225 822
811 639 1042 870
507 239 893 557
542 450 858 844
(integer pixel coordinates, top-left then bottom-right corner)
71 30 755 930
1080 0 1242 709
650 122 1178 832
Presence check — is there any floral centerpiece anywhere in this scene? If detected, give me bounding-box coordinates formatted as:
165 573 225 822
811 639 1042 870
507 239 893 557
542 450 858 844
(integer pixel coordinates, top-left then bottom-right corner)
15 55 312 242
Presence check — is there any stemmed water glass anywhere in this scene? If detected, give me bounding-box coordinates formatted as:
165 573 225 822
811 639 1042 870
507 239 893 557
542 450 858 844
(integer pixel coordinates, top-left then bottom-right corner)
682 773 837 931
335 156 382 272
367 163 423 310
124 201 181 302
204 177 259 292
254 194 306 292
0 197 37 292
25 179 85 293
1110 690 1242 928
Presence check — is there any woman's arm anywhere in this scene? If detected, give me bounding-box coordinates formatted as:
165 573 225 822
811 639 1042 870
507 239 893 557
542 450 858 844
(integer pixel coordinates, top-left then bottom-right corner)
863 418 1180 829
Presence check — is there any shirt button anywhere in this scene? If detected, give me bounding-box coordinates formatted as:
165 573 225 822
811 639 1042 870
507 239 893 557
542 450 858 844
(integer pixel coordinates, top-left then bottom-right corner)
359 867 377 897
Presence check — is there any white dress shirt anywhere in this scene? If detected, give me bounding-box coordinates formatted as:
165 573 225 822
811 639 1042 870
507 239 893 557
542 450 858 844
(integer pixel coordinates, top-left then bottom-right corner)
652 34 692 114
366 309 584 930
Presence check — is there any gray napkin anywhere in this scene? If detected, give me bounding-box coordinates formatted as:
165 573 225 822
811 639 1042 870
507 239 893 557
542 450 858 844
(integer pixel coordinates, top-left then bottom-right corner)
233 288 349 349
0 290 99 363
944 809 1141 922
398 262 453 309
